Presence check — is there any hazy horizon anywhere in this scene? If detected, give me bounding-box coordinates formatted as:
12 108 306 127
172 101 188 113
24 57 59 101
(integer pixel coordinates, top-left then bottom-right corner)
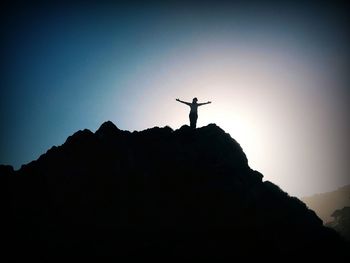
1 1 349 197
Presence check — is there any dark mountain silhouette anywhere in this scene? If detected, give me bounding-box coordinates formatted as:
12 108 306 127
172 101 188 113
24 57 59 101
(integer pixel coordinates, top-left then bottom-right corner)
1 122 348 260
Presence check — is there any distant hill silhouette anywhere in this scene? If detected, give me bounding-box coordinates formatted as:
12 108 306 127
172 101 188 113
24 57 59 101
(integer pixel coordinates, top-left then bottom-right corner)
326 207 350 241
302 185 350 223
1 121 348 260
302 185 350 241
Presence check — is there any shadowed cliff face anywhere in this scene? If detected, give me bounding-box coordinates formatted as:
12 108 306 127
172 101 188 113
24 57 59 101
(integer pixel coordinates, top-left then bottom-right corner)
1 122 347 260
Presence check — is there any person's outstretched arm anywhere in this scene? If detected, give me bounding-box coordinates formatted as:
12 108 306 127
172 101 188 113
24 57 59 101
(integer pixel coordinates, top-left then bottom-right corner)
176 98 191 106
198 101 212 106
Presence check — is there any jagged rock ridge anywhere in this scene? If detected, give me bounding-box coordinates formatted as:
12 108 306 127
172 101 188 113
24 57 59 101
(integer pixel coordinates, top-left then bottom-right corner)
1 121 347 260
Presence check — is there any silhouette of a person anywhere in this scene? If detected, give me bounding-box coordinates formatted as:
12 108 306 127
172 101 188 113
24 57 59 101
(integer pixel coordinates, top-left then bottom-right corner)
176 97 212 128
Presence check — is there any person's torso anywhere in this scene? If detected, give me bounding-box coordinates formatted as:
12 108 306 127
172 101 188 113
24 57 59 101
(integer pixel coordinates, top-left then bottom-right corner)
190 103 198 114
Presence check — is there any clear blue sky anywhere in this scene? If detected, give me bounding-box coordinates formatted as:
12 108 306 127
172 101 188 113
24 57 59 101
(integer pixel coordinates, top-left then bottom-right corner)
1 1 349 197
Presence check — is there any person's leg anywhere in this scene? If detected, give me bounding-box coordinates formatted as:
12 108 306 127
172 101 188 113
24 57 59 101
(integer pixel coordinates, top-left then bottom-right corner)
189 113 198 129
189 113 194 128
193 113 198 128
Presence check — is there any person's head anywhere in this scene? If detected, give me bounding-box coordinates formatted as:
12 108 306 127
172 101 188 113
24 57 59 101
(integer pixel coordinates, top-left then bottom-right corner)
192 97 198 103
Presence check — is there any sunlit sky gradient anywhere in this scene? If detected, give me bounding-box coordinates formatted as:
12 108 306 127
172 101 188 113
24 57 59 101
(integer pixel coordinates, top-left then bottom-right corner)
1 1 349 197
